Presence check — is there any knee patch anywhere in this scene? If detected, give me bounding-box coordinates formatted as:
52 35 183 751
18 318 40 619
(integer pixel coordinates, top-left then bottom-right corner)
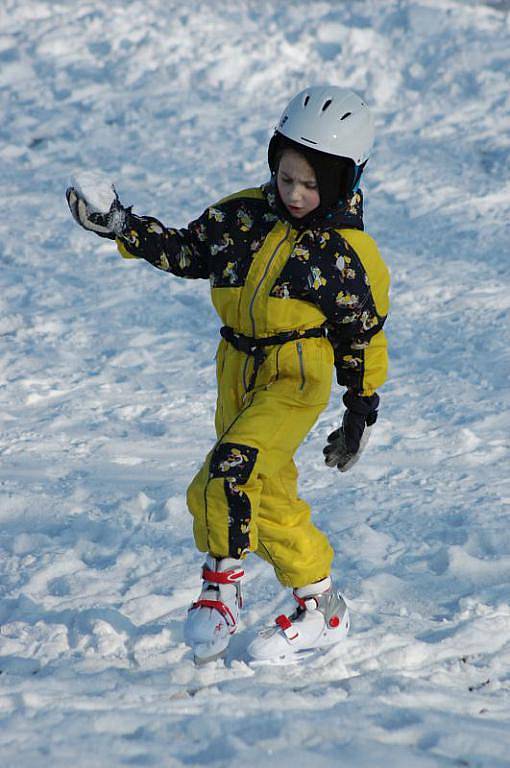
209 442 259 482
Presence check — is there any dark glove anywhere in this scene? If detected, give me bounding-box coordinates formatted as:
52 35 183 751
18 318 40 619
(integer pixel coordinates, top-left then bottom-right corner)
66 179 128 240
323 391 379 472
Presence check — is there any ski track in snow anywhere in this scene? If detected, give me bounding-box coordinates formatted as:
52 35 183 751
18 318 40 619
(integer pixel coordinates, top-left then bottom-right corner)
0 0 509 765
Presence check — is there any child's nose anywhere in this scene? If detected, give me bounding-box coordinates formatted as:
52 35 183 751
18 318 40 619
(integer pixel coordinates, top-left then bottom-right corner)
289 184 301 201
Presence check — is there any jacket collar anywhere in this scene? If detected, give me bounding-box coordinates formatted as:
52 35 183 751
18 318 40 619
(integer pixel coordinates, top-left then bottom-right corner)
262 180 364 232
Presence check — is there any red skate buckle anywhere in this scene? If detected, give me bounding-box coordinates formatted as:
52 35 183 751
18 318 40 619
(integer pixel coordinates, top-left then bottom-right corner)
191 598 237 631
276 614 299 641
202 566 244 584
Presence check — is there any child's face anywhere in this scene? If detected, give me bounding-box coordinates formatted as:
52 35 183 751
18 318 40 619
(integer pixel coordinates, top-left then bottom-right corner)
276 149 320 219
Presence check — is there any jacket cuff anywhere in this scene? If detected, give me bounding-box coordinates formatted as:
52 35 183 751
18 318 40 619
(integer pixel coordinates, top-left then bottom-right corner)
343 390 380 416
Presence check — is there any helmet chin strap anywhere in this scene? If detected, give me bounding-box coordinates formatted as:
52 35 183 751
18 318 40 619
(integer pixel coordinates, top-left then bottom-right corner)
351 161 367 194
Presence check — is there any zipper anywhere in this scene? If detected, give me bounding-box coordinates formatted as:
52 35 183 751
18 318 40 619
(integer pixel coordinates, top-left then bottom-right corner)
248 224 291 337
216 342 227 430
297 341 306 391
242 355 250 393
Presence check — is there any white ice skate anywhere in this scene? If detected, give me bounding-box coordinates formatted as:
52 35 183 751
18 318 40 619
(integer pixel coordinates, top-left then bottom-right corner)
247 577 349 664
184 555 244 665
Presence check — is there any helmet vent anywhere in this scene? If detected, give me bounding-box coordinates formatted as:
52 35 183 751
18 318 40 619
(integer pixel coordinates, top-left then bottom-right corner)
340 112 352 120
322 99 332 112
303 94 310 107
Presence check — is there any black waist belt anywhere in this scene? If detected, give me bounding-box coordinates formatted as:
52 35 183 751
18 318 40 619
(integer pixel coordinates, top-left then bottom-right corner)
220 325 326 393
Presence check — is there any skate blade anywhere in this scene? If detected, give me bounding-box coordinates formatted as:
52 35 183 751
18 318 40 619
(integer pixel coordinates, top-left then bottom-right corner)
249 648 319 667
194 650 226 666
192 642 228 666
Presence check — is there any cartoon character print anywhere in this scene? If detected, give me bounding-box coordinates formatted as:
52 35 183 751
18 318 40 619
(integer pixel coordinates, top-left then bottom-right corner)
348 192 362 216
226 481 252 559
291 244 310 262
341 354 363 371
271 283 291 299
210 233 234 256
265 189 277 209
194 222 208 242
178 246 192 270
211 444 258 482
335 254 357 281
359 310 379 332
127 228 140 248
226 479 252 533
208 207 225 223
157 252 170 271
336 291 360 309
206 199 277 288
210 442 258 559
308 266 327 291
270 231 355 302
318 232 331 249
237 208 254 232
218 447 249 474
222 261 238 284
340 312 358 325
228 509 250 535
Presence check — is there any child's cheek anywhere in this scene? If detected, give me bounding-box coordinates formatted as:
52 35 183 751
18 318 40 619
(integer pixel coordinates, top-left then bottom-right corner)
308 189 320 209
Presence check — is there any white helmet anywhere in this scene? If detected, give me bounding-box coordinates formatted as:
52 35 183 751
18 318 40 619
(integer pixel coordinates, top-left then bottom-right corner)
275 85 374 166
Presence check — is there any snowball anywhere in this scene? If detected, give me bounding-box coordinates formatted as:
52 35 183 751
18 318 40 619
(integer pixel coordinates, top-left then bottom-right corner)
69 170 117 213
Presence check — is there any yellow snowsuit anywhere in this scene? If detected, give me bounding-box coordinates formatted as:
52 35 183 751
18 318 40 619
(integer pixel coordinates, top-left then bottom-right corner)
116 185 390 588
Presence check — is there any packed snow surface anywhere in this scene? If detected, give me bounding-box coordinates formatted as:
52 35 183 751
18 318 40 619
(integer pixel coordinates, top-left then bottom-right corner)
1 0 509 766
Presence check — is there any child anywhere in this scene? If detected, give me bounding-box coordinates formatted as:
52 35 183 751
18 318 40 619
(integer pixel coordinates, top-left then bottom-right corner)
66 85 390 665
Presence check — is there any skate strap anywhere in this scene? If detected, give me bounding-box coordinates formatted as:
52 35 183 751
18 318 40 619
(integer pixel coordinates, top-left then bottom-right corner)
202 566 244 584
293 592 343 628
275 614 299 642
192 598 237 630
293 593 320 611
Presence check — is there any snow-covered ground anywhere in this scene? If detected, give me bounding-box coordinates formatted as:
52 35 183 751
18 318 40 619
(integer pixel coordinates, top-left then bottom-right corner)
1 0 509 765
